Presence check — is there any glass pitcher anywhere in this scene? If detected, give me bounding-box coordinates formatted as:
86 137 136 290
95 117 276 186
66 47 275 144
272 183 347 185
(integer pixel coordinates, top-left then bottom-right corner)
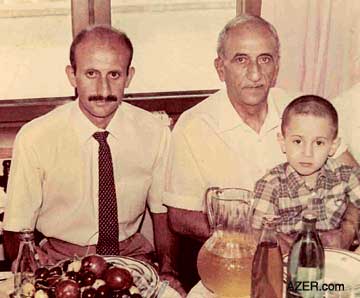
197 187 257 298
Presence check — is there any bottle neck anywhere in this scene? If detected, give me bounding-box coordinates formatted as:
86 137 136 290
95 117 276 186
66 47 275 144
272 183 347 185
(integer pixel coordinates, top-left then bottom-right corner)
302 221 316 232
259 225 278 245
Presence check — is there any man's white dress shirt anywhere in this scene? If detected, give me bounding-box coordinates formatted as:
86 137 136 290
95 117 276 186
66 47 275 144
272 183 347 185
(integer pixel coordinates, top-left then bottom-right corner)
4 100 170 246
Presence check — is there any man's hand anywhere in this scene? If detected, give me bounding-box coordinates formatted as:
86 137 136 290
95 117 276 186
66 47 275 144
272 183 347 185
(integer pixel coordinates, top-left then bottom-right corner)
35 240 68 266
159 272 187 298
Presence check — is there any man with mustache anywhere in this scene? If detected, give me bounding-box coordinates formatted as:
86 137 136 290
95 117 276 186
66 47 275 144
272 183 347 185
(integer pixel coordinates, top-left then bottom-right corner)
164 14 359 287
3 25 183 292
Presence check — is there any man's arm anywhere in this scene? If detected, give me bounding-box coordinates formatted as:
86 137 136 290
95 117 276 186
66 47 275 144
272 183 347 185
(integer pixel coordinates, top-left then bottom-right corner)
3 230 20 262
167 207 211 242
151 212 186 297
336 150 359 167
333 150 360 249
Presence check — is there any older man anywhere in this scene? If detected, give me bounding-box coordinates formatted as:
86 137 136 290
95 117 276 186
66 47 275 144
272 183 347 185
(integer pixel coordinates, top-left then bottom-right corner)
164 15 358 282
3 26 184 294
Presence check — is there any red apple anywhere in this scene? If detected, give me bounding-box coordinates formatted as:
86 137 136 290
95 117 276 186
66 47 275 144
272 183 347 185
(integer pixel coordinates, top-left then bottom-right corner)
55 279 80 298
81 255 108 278
103 267 133 291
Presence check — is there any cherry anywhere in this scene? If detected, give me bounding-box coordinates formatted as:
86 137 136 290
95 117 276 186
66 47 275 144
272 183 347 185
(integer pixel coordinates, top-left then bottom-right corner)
49 266 63 276
82 287 97 298
95 285 110 298
35 267 50 280
81 271 96 287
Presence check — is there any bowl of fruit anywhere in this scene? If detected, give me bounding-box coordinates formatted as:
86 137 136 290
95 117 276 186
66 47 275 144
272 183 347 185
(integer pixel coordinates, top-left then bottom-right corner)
28 254 160 298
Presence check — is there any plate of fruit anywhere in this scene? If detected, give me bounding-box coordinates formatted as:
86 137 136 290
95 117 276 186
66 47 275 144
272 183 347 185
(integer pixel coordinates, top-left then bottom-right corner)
29 254 160 298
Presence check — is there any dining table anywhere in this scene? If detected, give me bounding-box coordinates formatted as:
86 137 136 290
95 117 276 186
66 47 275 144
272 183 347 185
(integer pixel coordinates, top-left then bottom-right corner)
187 248 360 298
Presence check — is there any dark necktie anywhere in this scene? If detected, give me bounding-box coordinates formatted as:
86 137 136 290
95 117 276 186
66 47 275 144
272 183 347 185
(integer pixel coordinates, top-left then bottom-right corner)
93 131 120 255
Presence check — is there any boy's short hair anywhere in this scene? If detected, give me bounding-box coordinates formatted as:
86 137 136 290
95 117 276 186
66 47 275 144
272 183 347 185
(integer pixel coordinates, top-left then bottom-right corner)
281 95 338 138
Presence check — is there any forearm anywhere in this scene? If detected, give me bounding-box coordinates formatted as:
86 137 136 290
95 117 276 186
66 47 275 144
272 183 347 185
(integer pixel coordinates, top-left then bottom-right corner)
3 230 21 262
151 213 179 274
168 207 211 242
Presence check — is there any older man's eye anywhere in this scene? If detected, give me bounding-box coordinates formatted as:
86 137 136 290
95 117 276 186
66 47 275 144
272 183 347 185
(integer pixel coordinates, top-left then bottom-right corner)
233 56 247 64
259 56 272 64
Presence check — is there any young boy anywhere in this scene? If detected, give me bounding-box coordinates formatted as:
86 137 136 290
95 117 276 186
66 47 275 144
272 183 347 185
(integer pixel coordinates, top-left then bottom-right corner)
251 95 360 249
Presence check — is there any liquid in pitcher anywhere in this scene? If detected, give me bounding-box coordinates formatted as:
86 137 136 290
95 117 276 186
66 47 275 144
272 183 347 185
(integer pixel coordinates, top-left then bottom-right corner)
197 233 255 298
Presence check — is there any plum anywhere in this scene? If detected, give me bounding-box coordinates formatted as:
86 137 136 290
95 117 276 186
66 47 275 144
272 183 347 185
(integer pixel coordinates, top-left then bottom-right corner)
55 279 80 298
103 267 133 291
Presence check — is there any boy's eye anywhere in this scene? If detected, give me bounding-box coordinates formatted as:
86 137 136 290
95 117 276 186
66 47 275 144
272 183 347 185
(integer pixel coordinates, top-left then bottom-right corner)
316 140 325 146
293 139 301 144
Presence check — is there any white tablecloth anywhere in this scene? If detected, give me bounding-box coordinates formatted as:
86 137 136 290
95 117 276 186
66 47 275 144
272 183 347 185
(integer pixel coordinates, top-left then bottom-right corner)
187 281 214 298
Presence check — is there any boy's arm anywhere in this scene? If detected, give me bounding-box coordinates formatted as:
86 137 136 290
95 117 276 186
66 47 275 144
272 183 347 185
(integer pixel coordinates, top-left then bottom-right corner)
251 178 280 229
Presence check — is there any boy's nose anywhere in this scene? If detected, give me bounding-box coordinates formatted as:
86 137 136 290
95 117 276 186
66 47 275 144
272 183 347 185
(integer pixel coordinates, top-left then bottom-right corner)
303 143 314 157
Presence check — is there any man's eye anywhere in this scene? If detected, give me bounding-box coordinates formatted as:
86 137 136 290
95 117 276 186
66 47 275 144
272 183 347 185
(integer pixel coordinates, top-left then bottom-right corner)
109 72 120 79
86 71 97 78
316 141 325 146
259 56 272 64
234 56 247 64
293 139 301 144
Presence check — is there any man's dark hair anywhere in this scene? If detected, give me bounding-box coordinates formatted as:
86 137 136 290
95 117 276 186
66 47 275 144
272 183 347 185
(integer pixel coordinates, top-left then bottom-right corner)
281 95 338 138
69 25 133 74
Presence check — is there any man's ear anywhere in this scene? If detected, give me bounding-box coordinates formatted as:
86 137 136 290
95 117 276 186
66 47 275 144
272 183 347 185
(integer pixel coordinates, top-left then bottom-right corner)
125 66 135 88
329 137 341 157
214 57 225 82
277 132 286 153
65 65 77 88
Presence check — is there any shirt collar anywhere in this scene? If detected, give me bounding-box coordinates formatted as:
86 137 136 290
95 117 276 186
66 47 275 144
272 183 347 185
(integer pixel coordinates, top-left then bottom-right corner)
217 88 281 133
71 100 125 143
285 162 328 193
217 89 246 132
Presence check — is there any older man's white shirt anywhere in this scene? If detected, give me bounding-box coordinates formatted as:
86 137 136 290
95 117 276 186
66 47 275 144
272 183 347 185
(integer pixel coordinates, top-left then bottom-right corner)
164 88 347 212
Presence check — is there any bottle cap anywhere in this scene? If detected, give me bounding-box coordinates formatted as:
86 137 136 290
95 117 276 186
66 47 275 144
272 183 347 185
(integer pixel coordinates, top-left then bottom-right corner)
262 215 281 228
302 210 317 223
19 229 35 241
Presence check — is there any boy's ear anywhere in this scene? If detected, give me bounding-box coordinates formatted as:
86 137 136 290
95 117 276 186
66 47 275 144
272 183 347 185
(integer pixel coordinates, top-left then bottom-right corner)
328 137 341 157
277 132 286 153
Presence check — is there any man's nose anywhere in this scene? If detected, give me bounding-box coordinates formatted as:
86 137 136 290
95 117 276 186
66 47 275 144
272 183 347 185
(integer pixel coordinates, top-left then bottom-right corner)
97 77 111 97
246 61 261 82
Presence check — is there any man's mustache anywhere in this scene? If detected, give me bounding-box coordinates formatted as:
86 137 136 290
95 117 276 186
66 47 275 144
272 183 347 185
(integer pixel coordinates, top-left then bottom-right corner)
88 95 118 102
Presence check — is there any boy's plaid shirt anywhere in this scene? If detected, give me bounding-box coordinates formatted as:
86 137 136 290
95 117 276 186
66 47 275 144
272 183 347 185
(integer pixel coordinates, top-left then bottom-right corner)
251 158 360 234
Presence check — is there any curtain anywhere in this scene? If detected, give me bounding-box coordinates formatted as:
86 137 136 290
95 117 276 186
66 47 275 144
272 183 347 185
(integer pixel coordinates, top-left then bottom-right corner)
262 0 360 99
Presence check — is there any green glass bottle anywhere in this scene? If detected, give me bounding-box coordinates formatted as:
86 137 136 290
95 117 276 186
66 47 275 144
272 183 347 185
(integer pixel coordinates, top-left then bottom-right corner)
286 211 325 298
